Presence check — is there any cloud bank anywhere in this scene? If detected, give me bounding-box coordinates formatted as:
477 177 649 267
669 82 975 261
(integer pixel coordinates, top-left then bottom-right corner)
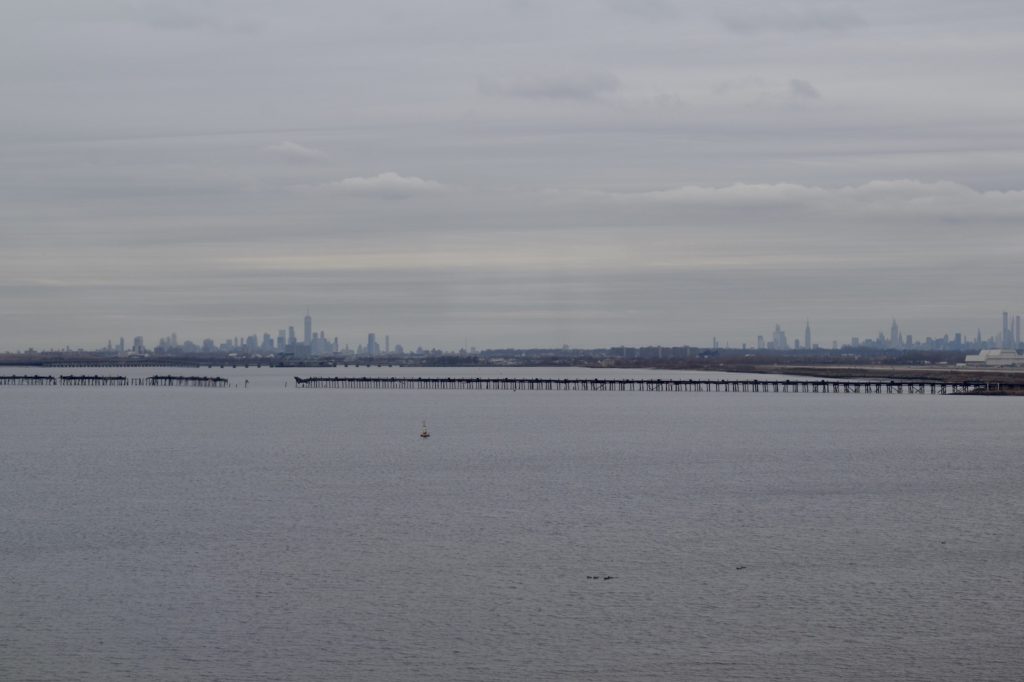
596 179 1024 219
264 141 328 162
307 172 448 199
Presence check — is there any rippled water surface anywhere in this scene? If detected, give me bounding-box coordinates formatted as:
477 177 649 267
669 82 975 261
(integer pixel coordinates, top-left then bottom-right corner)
2 366 1023 680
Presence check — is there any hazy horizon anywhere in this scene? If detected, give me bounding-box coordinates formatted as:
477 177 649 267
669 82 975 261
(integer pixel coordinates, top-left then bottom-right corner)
3 1 1023 349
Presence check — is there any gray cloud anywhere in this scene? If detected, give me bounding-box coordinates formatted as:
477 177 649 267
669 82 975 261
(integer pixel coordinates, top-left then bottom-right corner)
604 0 678 21
479 72 620 101
125 1 262 33
789 78 821 99
710 76 822 106
720 6 865 33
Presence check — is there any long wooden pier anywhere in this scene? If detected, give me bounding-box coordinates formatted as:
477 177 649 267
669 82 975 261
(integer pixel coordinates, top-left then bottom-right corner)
0 374 58 386
294 376 1017 395
60 375 130 386
146 375 229 388
4 374 1019 394
1 375 229 387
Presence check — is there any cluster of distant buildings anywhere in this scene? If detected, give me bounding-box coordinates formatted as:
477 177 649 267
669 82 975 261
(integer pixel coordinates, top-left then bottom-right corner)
743 313 1023 355
963 312 1024 367
101 310 413 360
846 314 1022 353
750 321 817 351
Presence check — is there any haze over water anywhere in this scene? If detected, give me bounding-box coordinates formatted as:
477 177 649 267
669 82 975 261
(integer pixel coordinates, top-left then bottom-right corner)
2 367 1023 680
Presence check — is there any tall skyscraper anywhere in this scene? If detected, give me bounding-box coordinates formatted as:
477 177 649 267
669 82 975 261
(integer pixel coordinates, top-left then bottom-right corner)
385 335 390 354
367 333 377 356
804 320 811 350
772 324 788 350
890 319 900 347
1002 311 1009 348
304 309 312 346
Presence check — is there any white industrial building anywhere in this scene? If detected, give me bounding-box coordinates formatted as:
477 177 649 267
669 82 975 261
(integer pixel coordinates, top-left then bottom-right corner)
964 349 1024 367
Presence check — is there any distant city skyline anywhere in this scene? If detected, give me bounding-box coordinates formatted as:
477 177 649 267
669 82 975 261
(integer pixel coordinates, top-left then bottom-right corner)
7 308 1022 356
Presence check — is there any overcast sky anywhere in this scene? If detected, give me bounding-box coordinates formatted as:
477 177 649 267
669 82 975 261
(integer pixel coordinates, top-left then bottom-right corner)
3 0 1023 350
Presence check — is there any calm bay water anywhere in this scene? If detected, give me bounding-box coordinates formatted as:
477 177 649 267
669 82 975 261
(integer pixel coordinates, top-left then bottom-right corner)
2 366 1023 680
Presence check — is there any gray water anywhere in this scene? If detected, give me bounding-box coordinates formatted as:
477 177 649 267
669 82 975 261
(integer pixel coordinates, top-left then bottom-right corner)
2 367 1023 681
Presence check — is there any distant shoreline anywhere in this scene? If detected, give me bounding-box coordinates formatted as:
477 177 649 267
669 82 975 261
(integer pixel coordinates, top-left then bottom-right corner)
719 364 1024 395
3 357 1024 383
